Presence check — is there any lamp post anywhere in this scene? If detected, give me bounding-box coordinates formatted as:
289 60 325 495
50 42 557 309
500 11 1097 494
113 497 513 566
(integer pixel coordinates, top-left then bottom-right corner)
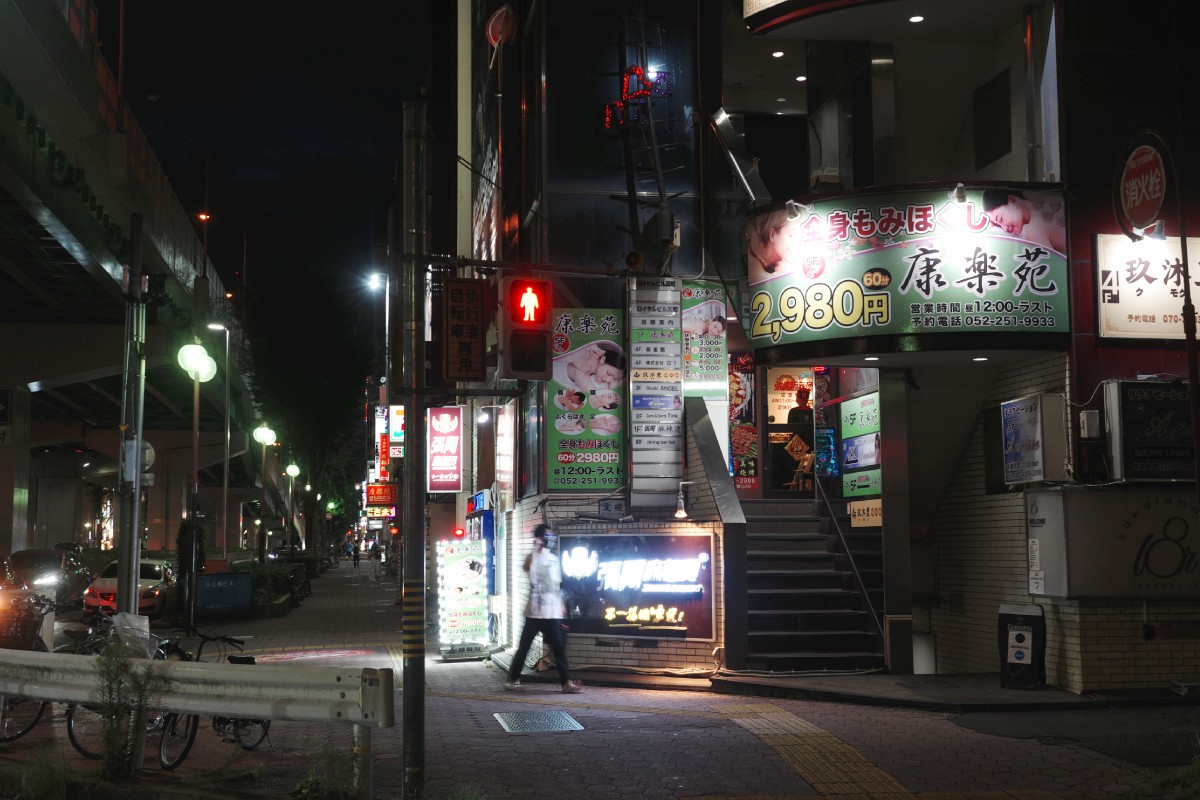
178 341 217 632
206 322 231 560
286 463 300 557
253 424 276 563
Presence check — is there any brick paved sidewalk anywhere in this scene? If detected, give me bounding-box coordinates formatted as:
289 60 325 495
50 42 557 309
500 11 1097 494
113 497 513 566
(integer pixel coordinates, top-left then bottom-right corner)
0 563 1158 800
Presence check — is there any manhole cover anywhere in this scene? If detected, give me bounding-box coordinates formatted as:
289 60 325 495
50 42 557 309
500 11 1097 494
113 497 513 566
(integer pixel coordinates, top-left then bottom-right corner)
494 710 584 733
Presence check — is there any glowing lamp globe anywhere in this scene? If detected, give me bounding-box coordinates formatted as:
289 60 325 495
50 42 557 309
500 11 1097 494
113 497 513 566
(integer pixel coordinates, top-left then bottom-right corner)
253 425 276 446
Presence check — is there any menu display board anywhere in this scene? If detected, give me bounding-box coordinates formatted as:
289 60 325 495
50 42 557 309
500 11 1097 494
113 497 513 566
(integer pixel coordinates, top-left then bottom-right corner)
729 353 759 490
681 280 727 397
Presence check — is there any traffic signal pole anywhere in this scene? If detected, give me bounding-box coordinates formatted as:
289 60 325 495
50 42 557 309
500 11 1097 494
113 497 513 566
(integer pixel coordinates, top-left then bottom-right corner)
397 100 427 799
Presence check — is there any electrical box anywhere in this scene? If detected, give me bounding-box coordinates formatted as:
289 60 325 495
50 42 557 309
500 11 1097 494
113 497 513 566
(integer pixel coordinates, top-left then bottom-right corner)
1079 409 1101 439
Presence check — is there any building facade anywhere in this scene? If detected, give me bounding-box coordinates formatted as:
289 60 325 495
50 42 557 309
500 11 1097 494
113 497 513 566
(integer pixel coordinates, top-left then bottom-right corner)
419 0 1200 692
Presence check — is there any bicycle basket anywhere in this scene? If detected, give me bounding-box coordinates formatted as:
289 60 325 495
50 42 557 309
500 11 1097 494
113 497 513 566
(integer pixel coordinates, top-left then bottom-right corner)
112 612 157 659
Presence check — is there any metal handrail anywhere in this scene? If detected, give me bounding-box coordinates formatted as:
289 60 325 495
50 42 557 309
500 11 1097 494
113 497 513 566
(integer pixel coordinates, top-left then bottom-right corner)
813 476 885 639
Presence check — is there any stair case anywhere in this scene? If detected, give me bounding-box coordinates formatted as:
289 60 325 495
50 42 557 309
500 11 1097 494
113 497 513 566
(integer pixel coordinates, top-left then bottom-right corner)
741 498 885 672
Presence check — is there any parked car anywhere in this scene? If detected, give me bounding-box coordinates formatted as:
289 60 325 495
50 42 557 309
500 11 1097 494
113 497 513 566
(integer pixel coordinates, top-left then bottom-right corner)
0 561 40 651
7 548 93 606
83 559 176 619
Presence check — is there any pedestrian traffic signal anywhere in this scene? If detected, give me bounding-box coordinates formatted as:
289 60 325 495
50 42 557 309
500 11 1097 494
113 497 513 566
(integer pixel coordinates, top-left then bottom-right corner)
499 276 553 380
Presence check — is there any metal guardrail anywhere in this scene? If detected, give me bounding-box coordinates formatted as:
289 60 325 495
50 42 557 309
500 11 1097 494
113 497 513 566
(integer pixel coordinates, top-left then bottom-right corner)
0 647 394 796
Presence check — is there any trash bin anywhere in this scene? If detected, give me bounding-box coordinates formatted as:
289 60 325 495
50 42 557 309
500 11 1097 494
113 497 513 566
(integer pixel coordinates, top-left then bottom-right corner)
998 603 1046 689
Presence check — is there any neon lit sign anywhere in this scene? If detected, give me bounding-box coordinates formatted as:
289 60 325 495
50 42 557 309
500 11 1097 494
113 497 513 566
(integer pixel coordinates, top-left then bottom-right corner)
604 65 674 129
560 534 713 640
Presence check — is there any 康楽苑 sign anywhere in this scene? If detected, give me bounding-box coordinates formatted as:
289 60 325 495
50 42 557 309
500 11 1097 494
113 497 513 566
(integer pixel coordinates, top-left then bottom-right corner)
744 186 1069 350
546 308 627 491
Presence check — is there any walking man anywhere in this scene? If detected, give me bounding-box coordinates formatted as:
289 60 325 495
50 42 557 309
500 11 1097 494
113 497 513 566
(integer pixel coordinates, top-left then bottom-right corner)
506 524 581 693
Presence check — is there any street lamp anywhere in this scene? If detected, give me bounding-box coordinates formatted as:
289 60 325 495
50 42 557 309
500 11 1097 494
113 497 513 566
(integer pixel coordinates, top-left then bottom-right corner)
207 322 231 560
253 424 276 563
178 341 217 632
286 463 300 557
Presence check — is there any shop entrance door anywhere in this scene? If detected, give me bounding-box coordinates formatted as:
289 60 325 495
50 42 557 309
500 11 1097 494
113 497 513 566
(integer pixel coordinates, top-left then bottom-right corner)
762 368 816 497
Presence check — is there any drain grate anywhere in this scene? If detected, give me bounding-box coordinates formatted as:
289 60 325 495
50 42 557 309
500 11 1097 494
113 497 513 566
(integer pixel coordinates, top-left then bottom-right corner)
494 710 584 733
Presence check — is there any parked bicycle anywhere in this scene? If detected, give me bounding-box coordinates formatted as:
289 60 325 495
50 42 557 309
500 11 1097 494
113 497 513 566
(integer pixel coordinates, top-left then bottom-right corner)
63 614 189 760
0 593 57 741
158 628 270 770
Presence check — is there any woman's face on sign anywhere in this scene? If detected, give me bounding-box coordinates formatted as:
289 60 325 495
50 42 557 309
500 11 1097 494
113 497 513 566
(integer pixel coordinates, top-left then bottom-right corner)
594 362 624 388
987 197 1027 236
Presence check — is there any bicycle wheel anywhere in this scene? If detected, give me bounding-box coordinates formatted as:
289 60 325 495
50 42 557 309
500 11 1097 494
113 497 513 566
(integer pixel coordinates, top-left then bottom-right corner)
65 703 106 759
0 695 46 742
235 718 269 750
157 712 200 770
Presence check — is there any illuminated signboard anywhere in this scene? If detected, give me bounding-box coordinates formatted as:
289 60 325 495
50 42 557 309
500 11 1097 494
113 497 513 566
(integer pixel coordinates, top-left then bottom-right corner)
427 405 464 493
744 186 1068 350
436 535 489 647
366 483 397 506
560 534 713 640
366 506 395 518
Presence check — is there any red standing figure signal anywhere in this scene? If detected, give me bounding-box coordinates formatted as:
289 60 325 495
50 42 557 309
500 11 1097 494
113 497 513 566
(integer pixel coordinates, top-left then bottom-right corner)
500 277 553 380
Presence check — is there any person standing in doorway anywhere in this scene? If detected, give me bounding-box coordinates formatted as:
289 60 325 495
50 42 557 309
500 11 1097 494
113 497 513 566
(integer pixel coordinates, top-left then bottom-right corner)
506 524 582 693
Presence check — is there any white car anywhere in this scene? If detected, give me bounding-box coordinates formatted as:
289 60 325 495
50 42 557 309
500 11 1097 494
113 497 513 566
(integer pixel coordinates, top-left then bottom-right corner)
83 559 176 619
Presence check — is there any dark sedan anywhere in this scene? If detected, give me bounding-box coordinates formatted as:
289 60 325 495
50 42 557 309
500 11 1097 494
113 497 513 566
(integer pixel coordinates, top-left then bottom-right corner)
7 548 93 606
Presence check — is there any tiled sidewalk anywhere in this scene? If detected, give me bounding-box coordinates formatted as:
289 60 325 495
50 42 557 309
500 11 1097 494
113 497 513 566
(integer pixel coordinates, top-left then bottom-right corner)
0 563 1157 800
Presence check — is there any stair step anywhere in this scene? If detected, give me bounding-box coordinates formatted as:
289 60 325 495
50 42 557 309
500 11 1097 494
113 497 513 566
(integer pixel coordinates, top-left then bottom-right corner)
744 651 885 672
747 554 839 570
749 609 876 632
749 631 880 653
748 570 848 590
738 495 885 674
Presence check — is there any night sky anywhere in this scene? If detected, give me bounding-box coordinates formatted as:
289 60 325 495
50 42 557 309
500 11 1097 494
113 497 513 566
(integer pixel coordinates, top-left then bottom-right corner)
98 1 433 288
91 2 435 482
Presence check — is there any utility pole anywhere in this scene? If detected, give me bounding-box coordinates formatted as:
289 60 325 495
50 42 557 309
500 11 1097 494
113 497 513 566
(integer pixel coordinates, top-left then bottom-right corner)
117 213 147 614
398 101 427 799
